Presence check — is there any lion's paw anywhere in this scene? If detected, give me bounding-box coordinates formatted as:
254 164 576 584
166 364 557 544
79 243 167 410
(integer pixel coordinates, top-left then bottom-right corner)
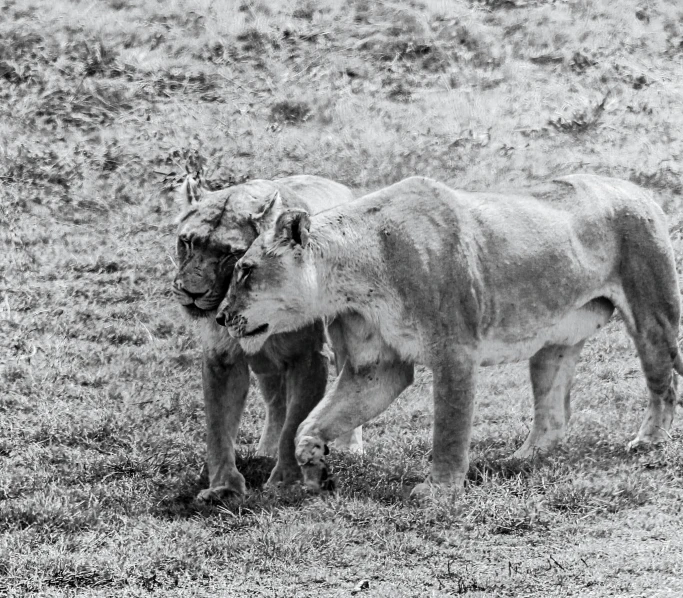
409 482 436 503
301 462 335 493
628 429 672 452
627 438 648 452
511 444 546 460
295 435 327 466
196 484 246 503
296 435 333 493
264 461 303 489
410 478 465 503
627 435 667 452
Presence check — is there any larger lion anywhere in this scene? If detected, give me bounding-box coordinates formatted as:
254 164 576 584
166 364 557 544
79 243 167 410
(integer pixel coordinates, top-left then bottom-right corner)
173 174 361 500
219 174 683 497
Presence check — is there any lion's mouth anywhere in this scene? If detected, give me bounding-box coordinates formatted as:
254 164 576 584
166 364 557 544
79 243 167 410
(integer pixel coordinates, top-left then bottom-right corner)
242 323 269 337
175 286 222 316
228 319 270 339
224 310 270 339
176 290 223 314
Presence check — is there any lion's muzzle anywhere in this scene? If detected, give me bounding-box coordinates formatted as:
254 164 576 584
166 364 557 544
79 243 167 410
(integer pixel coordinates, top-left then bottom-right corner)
215 309 245 334
172 279 208 306
217 310 269 339
215 309 241 329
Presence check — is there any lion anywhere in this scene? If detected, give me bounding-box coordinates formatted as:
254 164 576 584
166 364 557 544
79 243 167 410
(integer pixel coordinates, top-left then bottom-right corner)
173 174 361 500
218 174 683 497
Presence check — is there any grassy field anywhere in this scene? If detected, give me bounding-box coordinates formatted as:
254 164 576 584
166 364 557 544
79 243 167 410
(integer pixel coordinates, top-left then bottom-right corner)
2 0 683 595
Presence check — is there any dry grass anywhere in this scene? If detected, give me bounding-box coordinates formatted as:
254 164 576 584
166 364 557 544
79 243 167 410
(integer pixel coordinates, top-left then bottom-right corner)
2 0 683 595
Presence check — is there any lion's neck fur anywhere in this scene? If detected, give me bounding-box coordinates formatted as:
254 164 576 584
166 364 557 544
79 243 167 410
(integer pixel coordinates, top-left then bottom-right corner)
304 212 392 326
299 211 423 365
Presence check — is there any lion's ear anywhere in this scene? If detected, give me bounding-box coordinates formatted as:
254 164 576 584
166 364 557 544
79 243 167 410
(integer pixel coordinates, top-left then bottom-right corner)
250 190 283 233
274 209 311 248
176 175 204 213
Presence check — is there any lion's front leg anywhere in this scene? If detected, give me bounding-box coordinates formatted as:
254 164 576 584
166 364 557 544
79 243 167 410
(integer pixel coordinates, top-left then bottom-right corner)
255 373 287 458
295 360 414 492
265 349 328 488
411 355 477 501
197 343 250 502
324 323 363 455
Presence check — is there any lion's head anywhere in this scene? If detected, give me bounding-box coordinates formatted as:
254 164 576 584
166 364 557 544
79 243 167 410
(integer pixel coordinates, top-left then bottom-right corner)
172 176 284 319
218 209 318 352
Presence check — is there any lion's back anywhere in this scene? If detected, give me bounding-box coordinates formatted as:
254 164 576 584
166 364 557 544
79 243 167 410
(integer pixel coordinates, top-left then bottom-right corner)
275 175 355 214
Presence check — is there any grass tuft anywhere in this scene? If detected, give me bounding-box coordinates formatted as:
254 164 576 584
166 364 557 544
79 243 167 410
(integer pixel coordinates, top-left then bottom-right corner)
270 99 312 124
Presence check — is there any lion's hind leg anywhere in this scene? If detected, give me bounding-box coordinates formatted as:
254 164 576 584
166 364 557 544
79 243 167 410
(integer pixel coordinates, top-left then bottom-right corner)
627 326 679 450
332 427 363 454
513 341 585 460
616 232 681 450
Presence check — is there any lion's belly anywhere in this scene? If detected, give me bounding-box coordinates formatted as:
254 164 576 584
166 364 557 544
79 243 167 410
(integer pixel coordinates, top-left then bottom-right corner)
477 297 614 366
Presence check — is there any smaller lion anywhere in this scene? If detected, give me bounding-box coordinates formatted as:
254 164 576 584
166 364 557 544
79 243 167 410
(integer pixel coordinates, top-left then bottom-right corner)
219 174 683 497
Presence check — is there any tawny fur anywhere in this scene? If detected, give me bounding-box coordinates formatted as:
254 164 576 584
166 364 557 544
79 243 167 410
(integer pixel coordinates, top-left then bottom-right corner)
223 174 682 496
173 174 362 500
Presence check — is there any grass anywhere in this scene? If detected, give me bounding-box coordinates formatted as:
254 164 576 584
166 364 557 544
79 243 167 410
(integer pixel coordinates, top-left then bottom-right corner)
2 0 683 595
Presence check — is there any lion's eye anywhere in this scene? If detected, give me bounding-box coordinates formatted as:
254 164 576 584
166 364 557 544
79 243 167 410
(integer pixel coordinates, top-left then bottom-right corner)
237 263 254 284
177 236 190 256
221 248 243 264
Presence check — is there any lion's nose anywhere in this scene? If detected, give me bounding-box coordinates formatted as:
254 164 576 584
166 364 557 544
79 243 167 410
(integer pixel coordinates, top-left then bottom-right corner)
215 312 227 327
